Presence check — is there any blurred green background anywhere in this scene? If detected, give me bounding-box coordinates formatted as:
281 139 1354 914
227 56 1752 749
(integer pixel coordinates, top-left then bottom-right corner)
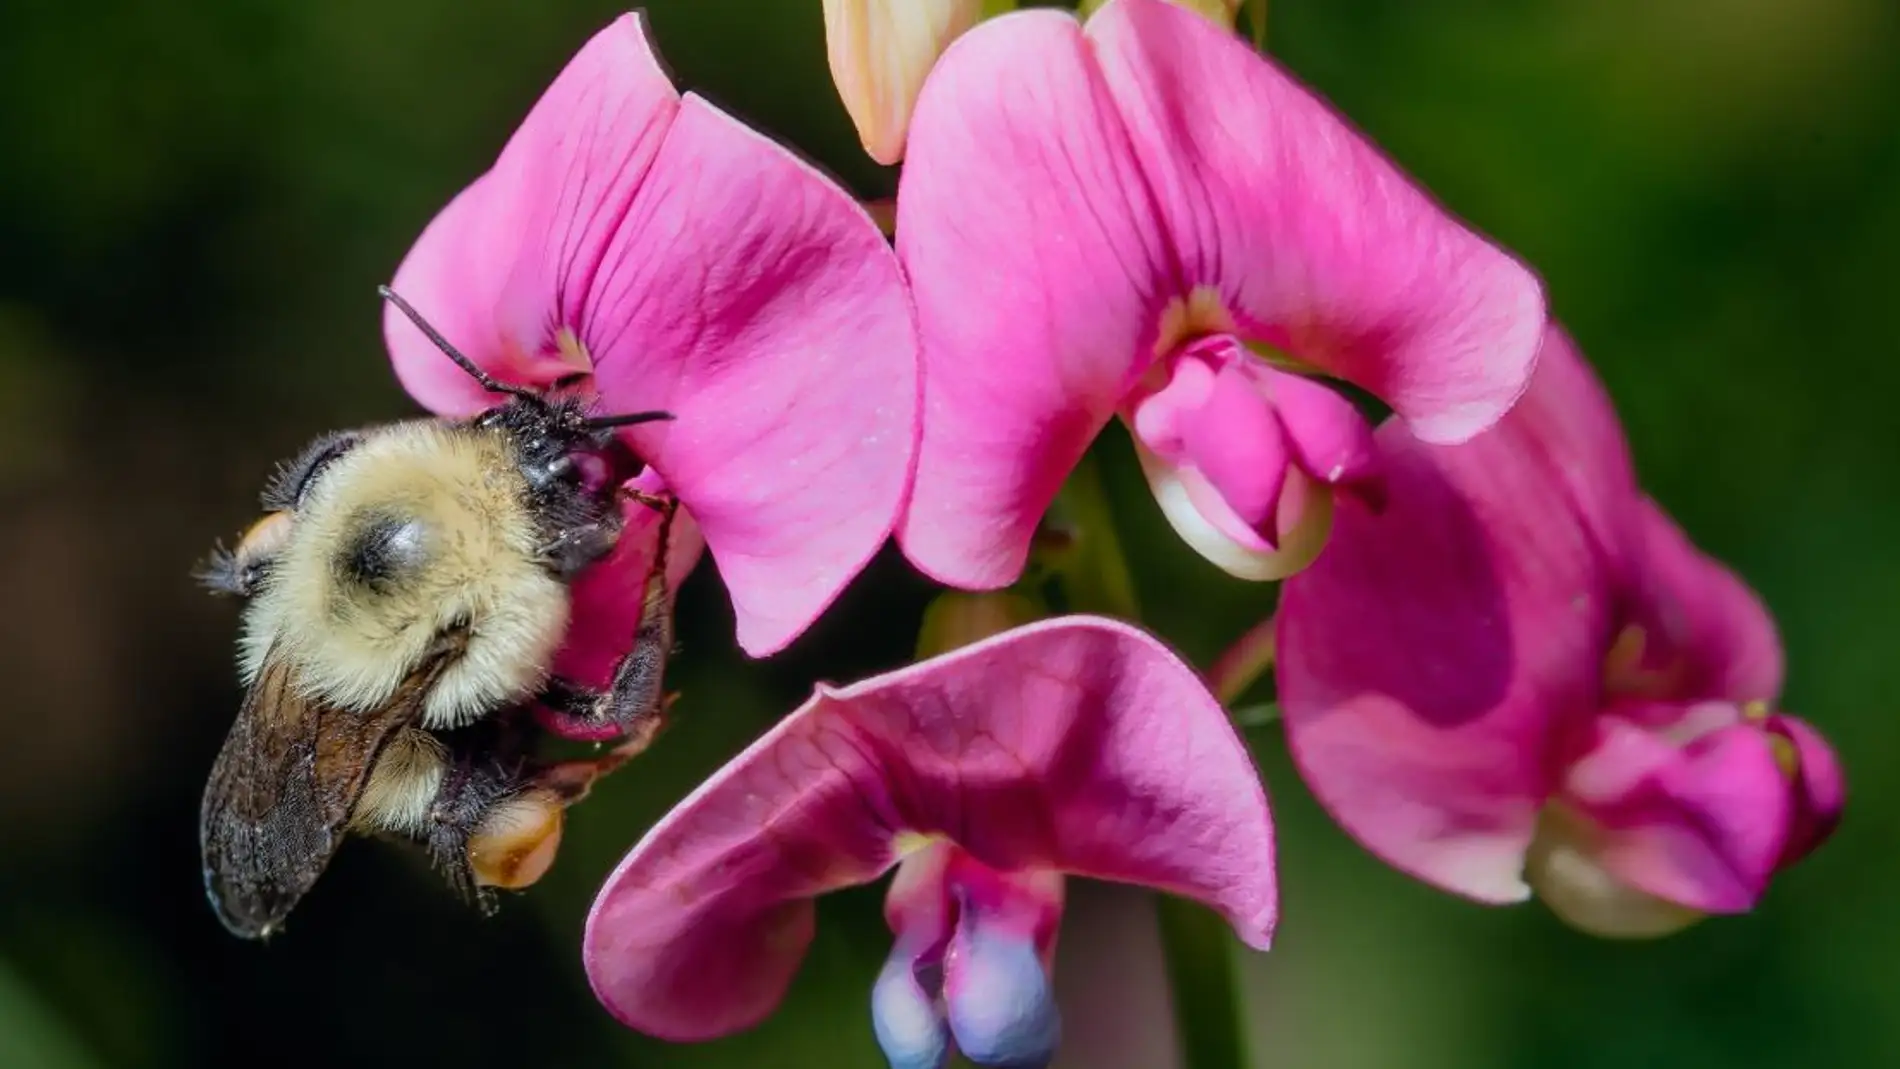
1 0 1895 1066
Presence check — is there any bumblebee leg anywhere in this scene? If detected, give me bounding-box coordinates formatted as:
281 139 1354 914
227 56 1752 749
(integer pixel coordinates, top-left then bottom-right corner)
421 746 524 914
539 519 622 581
538 498 678 743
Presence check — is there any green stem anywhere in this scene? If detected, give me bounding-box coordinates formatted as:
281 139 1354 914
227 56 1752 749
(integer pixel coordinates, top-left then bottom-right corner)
1157 896 1252 1069
1047 449 1249 1069
1206 614 1276 706
1250 0 1269 49
1041 451 1141 620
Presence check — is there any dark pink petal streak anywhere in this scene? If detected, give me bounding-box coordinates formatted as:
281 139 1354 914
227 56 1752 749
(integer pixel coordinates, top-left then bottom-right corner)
584 616 1276 1040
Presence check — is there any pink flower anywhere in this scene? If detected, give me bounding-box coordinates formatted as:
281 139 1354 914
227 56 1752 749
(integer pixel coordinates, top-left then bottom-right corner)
1274 327 1843 935
583 617 1276 1063
383 13 919 665
894 0 1544 586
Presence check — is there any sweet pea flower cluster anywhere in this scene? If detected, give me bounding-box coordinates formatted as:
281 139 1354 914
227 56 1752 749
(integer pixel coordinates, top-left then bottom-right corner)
369 1 1842 1066
1274 329 1842 936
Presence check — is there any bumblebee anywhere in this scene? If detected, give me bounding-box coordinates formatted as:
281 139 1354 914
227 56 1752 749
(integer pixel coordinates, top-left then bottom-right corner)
198 288 678 939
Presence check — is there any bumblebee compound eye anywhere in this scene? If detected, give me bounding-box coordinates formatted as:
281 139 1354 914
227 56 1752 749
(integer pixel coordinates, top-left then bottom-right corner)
467 789 565 890
339 513 432 590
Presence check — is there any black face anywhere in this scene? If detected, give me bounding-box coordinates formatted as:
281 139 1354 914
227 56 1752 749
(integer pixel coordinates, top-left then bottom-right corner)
464 394 654 575
471 395 627 490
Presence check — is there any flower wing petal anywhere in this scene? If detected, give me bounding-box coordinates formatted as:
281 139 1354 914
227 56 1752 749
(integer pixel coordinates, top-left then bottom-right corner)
1277 333 1636 902
1565 717 1790 913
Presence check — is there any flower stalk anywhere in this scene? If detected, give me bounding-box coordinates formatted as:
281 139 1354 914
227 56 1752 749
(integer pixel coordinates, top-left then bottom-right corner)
1044 447 1252 1069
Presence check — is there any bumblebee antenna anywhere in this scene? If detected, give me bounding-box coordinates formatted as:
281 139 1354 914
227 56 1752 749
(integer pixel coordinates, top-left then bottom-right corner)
584 411 675 430
377 286 537 401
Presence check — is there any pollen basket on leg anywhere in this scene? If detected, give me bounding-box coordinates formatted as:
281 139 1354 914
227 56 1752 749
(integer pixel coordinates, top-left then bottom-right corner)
238 420 573 726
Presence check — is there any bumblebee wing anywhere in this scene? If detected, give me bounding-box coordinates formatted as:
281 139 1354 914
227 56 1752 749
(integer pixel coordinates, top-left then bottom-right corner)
198 646 429 938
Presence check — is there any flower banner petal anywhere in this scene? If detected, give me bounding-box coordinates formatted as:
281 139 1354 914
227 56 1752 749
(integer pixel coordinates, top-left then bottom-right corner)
1087 0 1545 443
895 10 1178 589
1627 498 1785 704
385 13 681 414
577 95 919 656
387 14 916 657
584 617 1276 1039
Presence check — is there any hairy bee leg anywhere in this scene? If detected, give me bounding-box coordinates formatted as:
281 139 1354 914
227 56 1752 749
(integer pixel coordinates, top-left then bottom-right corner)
532 698 681 802
420 748 524 914
538 495 678 740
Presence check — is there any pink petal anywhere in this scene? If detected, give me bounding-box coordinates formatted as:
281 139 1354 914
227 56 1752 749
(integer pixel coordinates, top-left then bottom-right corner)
386 14 917 656
1266 367 1380 488
1276 330 1637 902
577 96 918 656
1563 716 1790 913
584 616 1276 1039
1176 357 1291 535
1086 0 1545 443
385 13 681 415
1128 340 1366 579
1765 714 1844 866
894 10 1177 589
532 492 707 742
1627 497 1785 704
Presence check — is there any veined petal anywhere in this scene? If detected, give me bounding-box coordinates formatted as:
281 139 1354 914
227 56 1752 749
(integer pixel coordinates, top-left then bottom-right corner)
385 13 680 414
1276 333 1637 902
387 14 916 657
895 10 1177 589
823 0 983 165
1561 715 1790 913
584 617 1276 1039
577 96 918 656
1086 0 1545 443
1625 498 1785 704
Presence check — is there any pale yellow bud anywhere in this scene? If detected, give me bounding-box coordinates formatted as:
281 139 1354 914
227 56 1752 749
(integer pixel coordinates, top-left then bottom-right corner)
822 0 982 165
1080 0 1241 29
